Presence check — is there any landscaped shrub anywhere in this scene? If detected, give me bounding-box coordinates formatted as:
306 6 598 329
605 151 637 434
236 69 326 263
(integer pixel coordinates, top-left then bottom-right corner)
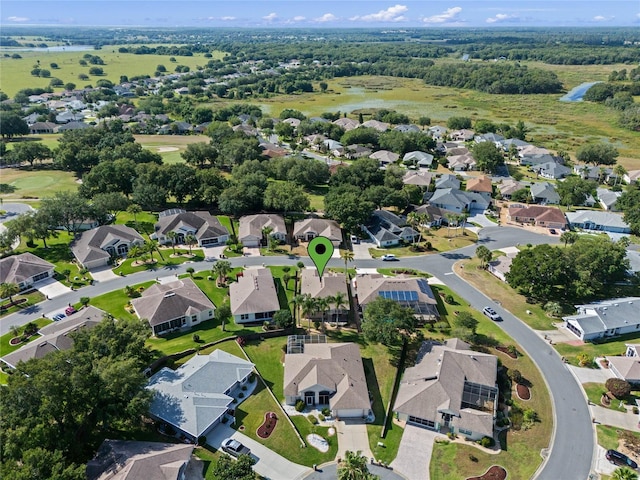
445 294 455 304
318 414 325 421
606 378 631 399
478 436 495 448
238 392 244 399
509 369 523 384
192 333 200 342
295 400 305 412
241 385 247 391
321 407 331 417
307 414 318 425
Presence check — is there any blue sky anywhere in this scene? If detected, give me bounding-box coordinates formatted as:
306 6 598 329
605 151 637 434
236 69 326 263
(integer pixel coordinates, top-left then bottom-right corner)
2 1 638 27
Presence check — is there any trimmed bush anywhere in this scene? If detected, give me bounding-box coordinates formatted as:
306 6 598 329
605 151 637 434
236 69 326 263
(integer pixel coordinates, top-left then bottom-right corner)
478 436 495 448
307 414 319 425
321 407 331 417
295 399 305 412
605 378 632 399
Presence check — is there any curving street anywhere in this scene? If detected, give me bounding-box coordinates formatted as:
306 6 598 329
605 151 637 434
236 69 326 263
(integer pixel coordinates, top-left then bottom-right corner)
0 226 594 479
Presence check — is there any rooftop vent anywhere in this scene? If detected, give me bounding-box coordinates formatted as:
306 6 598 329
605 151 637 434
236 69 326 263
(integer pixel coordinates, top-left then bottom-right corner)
164 292 176 298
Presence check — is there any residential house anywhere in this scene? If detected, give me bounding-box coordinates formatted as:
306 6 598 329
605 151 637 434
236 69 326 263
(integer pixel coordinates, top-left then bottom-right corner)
152 210 229 247
355 274 439 323
531 162 571 180
412 204 456 227
435 174 461 190
323 139 343 152
530 182 560 205
623 170 640 185
362 120 389 132
1 306 106 369
403 151 434 168
393 339 498 440
371 150 399 166
394 124 421 133
497 179 525 199
597 188 622 211
519 153 561 167
507 205 567 229
428 125 448 139
446 147 470 157
86 440 195 480
132 279 215 336
147 350 254 441
606 345 640 384
28 121 57 134
403 171 433 188
363 210 419 247
333 118 360 131
0 253 55 292
450 129 475 141
238 214 287 248
57 121 91 132
573 164 604 181
465 175 493 200
284 340 371 418
71 225 145 270
500 138 530 151
518 145 550 159
56 111 85 123
300 269 350 324
293 218 342 246
344 145 372 160
487 252 517 282
428 188 490 213
474 133 505 145
229 268 280 324
447 153 477 171
282 117 301 128
564 297 640 342
566 210 631 234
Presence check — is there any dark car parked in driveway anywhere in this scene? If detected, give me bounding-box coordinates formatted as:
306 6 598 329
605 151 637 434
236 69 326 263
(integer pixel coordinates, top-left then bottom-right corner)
606 449 638 469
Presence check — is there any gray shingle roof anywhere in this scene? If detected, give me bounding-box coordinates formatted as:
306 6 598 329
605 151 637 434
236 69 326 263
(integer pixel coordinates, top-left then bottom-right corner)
154 211 228 242
0 252 54 285
566 210 630 231
229 268 280 316
71 225 144 266
564 297 640 335
147 350 254 438
301 269 348 303
132 279 214 327
238 214 286 242
293 218 342 243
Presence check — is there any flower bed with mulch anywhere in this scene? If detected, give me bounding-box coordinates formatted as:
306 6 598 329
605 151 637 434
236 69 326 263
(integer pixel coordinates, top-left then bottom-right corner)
466 465 507 480
0 298 27 311
516 384 531 401
495 346 517 359
256 412 278 439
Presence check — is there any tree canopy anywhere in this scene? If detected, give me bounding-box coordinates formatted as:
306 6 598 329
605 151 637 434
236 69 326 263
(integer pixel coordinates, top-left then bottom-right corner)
472 141 504 173
576 142 619 166
362 297 417 346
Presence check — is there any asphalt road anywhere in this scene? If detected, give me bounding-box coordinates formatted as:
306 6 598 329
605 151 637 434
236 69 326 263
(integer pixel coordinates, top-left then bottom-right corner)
0 226 594 479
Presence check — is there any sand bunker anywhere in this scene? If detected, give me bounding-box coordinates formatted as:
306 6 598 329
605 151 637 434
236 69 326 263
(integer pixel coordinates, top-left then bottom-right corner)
157 146 180 153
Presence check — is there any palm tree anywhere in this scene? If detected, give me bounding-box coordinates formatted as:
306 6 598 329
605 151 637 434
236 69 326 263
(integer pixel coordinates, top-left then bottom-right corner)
331 291 348 328
261 226 273 248
544 301 563 318
290 294 306 327
282 272 291 290
212 260 232 286
167 231 178 255
300 294 318 332
338 450 374 480
185 234 197 255
475 245 492 269
127 203 142 230
10 325 20 338
0 282 20 304
144 240 157 262
445 213 456 237
127 244 142 264
459 212 468 236
612 467 638 480
560 231 578 247
406 212 420 248
316 297 330 333
614 164 627 186
340 249 354 289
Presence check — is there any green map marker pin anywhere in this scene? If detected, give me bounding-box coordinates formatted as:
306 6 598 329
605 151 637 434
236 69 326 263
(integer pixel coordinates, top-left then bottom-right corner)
308 236 334 279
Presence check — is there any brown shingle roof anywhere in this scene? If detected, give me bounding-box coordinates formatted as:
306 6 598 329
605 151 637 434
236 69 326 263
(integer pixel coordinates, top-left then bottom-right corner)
229 268 280 316
466 175 493 194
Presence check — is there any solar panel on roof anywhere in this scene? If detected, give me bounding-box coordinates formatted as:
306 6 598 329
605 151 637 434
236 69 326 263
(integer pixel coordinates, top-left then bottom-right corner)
378 291 418 302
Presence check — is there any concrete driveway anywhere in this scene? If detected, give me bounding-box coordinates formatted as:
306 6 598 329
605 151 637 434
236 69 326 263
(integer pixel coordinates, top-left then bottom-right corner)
594 445 619 477
335 419 373 460
90 266 119 282
206 424 311 480
352 240 373 260
36 278 72 298
390 424 443 480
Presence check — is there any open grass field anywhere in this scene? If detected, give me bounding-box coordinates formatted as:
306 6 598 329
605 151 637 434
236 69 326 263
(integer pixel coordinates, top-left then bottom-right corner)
0 166 79 200
134 134 210 164
0 47 224 97
250 65 640 170
428 284 553 480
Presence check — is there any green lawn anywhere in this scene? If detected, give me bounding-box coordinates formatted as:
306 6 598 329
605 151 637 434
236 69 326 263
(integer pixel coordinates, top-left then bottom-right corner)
114 209 158 236
597 425 640 451
267 265 301 310
216 215 238 237
194 446 223 480
582 382 640 413
187 268 244 306
89 280 156 321
0 290 46 318
113 249 204 275
0 317 53 357
0 166 79 200
369 229 477 258
555 335 639 367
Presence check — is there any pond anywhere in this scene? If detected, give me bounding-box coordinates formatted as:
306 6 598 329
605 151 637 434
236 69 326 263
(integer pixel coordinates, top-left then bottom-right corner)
559 81 602 102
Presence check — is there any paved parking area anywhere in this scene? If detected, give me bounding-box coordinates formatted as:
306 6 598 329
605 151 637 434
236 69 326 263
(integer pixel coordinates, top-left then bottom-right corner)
352 240 373 260
243 246 261 257
594 445 619 477
335 419 373 460
390 424 443 480
90 266 119 282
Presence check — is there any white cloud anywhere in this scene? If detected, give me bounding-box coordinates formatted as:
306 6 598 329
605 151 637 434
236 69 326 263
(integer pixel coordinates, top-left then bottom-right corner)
7 16 29 22
486 13 518 24
292 16 306 22
350 4 408 22
314 13 338 23
263 12 278 22
593 15 614 21
423 7 462 24
221 16 236 21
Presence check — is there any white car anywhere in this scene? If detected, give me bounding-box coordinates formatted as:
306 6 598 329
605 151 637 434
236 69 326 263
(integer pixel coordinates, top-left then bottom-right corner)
221 438 250 457
381 254 398 261
482 306 501 321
